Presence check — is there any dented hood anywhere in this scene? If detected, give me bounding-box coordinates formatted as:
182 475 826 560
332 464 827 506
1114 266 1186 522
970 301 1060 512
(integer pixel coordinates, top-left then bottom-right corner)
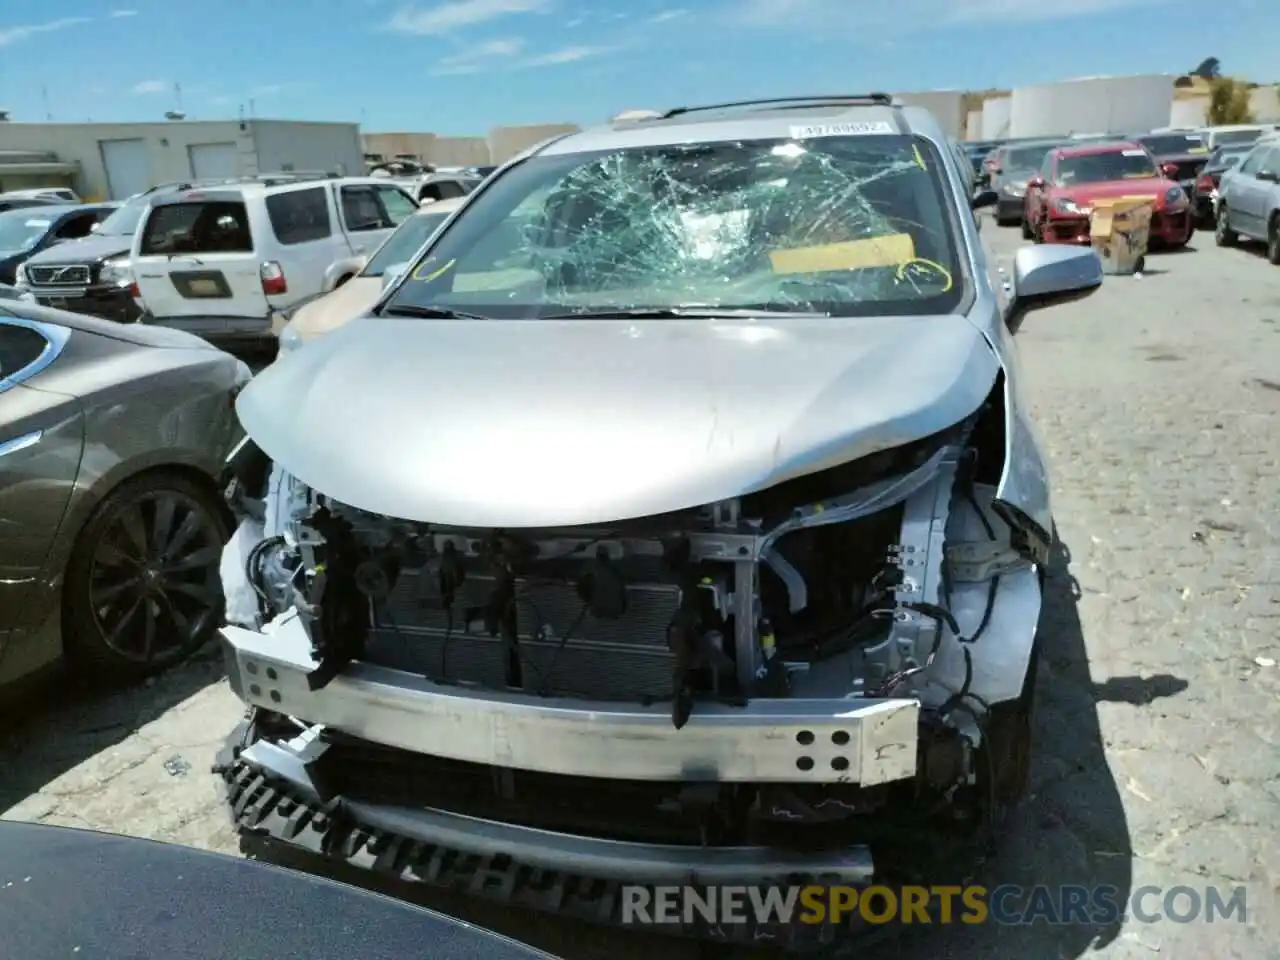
237 314 999 527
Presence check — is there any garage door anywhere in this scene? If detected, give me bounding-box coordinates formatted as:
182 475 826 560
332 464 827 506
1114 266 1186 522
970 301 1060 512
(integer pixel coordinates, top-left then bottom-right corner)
99 138 151 200
188 142 239 181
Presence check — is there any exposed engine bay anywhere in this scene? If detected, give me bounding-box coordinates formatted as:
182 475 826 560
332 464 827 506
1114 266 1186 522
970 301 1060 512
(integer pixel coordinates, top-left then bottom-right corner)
226 414 1033 723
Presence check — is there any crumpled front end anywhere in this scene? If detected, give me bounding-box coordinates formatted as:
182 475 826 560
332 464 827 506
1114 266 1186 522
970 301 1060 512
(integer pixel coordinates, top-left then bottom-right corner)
214 396 1044 948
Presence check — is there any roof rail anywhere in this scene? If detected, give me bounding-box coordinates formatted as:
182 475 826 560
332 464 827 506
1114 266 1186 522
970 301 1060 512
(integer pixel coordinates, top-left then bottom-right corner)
661 94 896 119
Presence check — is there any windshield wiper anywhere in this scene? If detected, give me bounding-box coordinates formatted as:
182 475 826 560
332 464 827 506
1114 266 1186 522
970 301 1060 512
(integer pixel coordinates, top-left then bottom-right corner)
540 306 832 320
379 304 491 320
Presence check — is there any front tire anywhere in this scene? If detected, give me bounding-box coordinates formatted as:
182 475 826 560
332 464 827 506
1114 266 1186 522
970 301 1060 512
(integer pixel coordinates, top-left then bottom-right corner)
63 472 229 682
1215 205 1238 247
1267 215 1280 265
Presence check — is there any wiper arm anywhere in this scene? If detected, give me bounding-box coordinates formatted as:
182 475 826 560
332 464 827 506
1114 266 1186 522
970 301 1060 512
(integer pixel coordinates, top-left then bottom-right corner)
379 304 490 320
541 306 831 320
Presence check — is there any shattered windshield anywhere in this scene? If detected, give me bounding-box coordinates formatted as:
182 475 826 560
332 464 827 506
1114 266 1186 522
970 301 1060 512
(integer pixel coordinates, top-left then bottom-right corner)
382 135 965 319
362 211 450 277
1057 149 1158 184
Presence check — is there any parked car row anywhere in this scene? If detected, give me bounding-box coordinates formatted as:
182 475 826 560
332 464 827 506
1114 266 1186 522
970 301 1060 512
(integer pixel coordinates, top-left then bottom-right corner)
1214 132 1280 263
3 172 475 349
966 122 1280 262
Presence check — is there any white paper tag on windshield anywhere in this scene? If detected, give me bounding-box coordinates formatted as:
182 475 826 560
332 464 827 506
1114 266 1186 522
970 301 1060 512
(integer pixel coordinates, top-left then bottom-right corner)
1121 150 1146 157
790 121 894 138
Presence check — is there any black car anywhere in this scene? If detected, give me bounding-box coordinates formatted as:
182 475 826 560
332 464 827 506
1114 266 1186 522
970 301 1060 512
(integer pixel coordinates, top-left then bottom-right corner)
17 196 155 321
1193 143 1256 226
0 203 117 287
963 140 1001 185
0 821 558 960
1134 132 1212 207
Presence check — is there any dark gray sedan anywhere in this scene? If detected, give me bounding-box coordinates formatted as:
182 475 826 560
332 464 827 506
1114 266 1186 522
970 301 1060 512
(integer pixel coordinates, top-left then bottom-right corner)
0 302 249 693
988 139 1065 226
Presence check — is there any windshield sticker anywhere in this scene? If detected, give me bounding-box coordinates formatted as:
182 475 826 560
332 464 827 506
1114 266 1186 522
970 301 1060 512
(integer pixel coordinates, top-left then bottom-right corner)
1121 150 1146 157
790 121 895 138
24 219 51 227
770 234 916 275
1188 146 1208 154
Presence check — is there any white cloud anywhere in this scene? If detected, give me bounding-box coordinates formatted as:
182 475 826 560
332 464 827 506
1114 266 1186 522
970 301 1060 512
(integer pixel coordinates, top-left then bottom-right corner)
565 15 585 26
109 9 139 17
648 8 688 23
519 44 609 67
132 79 168 95
386 0 549 35
250 81 308 96
431 37 525 74
0 16 92 46
735 0 1168 28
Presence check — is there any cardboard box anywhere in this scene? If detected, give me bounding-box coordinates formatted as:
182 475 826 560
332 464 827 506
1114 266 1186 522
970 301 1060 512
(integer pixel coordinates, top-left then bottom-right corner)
1089 197 1153 275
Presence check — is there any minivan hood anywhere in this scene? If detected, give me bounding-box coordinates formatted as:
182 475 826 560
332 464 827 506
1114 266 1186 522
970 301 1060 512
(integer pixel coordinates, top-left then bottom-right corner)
237 314 999 527
25 233 130 265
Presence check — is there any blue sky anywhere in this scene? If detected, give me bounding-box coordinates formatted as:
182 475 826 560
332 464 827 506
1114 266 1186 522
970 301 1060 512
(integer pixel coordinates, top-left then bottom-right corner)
0 0 1273 135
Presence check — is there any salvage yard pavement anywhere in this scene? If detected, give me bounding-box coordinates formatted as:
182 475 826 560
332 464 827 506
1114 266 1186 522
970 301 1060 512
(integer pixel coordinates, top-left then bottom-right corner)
3 222 1278 960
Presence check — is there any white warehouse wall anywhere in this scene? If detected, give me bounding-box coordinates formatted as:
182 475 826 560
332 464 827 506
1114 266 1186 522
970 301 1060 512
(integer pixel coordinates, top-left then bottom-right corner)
1010 75 1174 138
249 120 363 176
894 91 965 139
1168 97 1209 128
1250 86 1280 122
966 110 983 140
981 98 1011 140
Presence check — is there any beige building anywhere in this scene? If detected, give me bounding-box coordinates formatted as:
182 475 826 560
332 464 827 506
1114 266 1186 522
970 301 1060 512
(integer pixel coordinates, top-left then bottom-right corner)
0 119 364 200
363 123 581 168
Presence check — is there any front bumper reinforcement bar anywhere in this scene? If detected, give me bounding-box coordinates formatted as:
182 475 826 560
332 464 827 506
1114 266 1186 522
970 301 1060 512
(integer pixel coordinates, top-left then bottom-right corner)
221 616 921 786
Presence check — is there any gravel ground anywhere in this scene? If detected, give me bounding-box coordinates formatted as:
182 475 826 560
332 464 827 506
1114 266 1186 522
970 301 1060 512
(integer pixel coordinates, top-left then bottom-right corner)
3 221 1278 959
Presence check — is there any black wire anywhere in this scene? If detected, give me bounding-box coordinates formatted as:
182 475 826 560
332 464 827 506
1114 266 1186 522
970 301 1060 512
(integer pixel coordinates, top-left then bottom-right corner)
439 607 454 680
539 603 589 696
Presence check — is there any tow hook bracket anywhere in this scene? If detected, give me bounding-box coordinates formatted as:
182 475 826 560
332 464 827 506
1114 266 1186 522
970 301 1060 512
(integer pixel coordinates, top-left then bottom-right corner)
946 540 1025 582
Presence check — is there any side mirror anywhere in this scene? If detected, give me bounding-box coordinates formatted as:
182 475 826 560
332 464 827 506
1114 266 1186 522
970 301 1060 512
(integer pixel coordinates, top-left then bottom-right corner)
971 189 999 211
382 262 409 290
1026 175 1046 190
1161 162 1179 178
1006 245 1103 334
1257 169 1280 183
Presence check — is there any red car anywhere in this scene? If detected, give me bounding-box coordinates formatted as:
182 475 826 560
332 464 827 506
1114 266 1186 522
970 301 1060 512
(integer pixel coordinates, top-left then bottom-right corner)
1022 141 1194 247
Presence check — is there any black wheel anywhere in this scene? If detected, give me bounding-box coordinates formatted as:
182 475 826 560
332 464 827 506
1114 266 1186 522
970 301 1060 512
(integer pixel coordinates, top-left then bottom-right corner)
1267 216 1280 265
63 472 229 681
1215 205 1237 247
1020 216 1033 240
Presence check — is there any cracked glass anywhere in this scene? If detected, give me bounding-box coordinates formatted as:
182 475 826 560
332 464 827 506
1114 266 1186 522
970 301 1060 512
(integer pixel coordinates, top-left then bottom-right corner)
382 135 965 319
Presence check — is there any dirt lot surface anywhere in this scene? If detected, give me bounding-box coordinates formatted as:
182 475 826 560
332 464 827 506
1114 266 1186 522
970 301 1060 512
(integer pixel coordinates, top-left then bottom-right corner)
3 221 1278 959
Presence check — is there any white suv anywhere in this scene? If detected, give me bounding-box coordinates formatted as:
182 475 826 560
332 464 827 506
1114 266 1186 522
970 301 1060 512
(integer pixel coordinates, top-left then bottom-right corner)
129 175 417 345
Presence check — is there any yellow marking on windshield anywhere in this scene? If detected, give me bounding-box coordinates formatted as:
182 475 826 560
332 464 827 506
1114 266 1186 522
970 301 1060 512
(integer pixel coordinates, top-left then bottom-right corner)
769 233 916 274
895 258 953 293
1122 172 1155 179
411 257 456 282
912 144 926 169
